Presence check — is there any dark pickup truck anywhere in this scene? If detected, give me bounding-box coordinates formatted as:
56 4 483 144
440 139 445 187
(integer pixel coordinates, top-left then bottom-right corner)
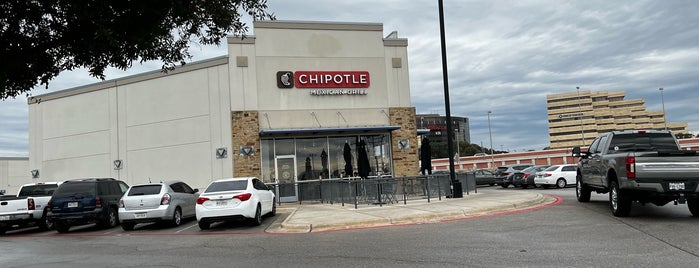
573 130 699 217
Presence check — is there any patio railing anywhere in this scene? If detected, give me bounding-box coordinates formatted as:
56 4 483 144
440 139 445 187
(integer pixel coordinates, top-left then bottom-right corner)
268 173 477 209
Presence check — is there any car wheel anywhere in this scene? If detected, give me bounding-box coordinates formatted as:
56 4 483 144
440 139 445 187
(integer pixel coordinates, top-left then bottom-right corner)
0 226 7 235
38 209 53 231
101 207 118 228
171 208 182 227
500 183 509 188
687 198 699 217
54 221 70 233
610 180 631 217
522 184 528 189
198 221 210 230
121 222 135 231
576 175 591 202
249 204 262 226
489 183 495 186
556 179 566 188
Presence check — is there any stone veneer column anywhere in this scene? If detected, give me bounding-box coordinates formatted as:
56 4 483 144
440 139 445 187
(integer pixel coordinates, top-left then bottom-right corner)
231 111 261 178
389 107 419 177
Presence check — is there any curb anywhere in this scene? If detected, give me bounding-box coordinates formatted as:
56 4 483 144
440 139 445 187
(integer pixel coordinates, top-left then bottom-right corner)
275 192 558 233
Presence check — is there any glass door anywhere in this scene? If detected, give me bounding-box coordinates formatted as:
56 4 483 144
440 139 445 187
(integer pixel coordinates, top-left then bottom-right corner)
275 155 298 202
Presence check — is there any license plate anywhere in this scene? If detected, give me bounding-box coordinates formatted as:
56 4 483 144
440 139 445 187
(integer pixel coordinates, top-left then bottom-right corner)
67 202 79 208
0 215 10 221
134 213 147 219
669 182 685 190
216 201 228 206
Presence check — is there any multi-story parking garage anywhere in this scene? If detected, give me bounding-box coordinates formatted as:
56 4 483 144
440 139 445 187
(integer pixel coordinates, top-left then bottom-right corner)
547 90 688 149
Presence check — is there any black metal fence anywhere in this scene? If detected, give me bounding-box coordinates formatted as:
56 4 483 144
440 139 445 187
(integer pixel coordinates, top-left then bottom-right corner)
268 173 477 209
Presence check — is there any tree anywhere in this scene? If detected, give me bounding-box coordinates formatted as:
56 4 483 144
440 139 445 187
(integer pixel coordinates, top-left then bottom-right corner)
0 0 275 99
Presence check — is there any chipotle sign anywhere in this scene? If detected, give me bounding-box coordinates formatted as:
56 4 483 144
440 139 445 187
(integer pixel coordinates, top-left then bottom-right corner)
277 71 370 88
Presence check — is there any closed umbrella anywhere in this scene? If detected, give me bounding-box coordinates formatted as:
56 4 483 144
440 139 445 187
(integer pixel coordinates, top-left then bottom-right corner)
420 137 432 175
357 140 371 179
320 149 328 179
343 142 353 177
304 156 312 180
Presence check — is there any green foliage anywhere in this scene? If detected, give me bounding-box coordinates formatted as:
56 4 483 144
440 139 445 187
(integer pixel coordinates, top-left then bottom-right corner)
0 0 275 99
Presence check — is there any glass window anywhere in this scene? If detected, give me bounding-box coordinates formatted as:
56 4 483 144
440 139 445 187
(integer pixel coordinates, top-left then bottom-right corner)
17 184 59 197
181 183 195 194
53 183 95 198
260 139 275 183
296 137 327 180
169 183 184 193
360 134 392 176
562 166 576 172
544 165 559 171
328 137 351 178
205 180 248 193
128 185 163 196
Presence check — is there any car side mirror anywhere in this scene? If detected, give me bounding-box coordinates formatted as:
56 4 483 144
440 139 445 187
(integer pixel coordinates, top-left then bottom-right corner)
572 147 581 157
193 188 199 193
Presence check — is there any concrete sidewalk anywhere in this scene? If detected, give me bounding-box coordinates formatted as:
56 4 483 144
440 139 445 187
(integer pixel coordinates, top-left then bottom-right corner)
267 188 560 233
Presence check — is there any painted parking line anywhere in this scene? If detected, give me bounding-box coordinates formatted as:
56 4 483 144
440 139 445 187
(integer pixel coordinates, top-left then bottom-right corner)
175 222 199 233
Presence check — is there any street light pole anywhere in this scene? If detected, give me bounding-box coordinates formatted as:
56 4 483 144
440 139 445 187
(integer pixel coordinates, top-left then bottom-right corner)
576 86 585 146
659 87 667 130
487 110 494 169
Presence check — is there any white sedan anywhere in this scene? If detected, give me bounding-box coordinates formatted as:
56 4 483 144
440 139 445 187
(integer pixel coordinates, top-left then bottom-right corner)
534 164 578 188
195 177 276 229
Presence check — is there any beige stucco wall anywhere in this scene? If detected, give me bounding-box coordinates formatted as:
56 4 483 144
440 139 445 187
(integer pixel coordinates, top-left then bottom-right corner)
0 157 29 195
28 59 232 190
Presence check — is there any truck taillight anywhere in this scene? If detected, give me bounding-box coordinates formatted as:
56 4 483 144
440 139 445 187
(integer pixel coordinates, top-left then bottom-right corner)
626 156 636 179
28 198 35 210
46 199 51 210
161 194 171 205
95 197 102 208
118 199 124 208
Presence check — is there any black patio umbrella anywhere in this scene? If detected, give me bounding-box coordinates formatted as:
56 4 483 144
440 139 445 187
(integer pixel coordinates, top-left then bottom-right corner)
304 156 313 180
320 149 328 179
420 137 432 175
343 142 353 177
357 140 371 179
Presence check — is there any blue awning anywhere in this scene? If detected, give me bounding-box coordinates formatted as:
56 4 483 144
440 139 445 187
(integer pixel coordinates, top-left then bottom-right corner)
260 126 401 136
417 128 431 135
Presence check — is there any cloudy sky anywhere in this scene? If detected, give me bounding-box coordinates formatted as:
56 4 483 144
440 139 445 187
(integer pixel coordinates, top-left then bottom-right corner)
2 0 699 157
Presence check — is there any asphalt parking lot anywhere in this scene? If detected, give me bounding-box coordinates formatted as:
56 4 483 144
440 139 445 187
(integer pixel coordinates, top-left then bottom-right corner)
1 212 288 237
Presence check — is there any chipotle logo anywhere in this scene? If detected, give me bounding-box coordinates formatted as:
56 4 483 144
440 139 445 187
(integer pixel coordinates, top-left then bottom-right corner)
276 71 370 88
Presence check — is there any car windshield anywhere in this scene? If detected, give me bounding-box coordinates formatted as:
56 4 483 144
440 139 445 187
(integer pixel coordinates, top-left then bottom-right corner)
205 180 248 193
128 185 162 196
52 182 95 198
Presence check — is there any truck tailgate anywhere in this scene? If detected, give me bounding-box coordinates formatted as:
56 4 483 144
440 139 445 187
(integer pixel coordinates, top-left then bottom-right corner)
633 152 699 181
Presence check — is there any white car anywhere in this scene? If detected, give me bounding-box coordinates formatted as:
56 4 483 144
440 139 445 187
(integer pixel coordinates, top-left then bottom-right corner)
534 164 577 188
195 177 276 229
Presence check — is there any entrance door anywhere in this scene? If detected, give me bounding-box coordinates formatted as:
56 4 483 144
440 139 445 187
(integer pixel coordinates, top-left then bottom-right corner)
275 155 298 202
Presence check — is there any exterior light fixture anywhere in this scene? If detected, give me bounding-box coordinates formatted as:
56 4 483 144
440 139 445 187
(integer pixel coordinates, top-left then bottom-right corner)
31 169 39 179
216 147 228 159
113 160 123 170
397 139 410 150
239 146 254 156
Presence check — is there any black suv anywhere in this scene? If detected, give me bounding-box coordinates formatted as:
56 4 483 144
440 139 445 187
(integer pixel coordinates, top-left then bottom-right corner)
48 178 129 233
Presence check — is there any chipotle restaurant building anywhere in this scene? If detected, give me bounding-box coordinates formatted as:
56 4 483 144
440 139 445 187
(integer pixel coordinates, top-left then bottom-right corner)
27 21 419 201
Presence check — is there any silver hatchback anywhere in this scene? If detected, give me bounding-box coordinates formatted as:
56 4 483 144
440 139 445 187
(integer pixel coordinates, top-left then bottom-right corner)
118 180 198 231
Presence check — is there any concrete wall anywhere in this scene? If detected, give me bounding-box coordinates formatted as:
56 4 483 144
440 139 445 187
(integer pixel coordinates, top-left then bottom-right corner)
28 60 232 190
0 157 29 195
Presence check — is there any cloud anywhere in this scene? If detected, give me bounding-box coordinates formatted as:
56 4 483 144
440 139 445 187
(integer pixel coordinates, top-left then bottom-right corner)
2 0 699 156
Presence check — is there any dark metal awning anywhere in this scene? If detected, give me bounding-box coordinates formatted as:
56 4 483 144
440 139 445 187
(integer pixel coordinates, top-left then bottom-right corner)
260 126 401 136
417 128 431 135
